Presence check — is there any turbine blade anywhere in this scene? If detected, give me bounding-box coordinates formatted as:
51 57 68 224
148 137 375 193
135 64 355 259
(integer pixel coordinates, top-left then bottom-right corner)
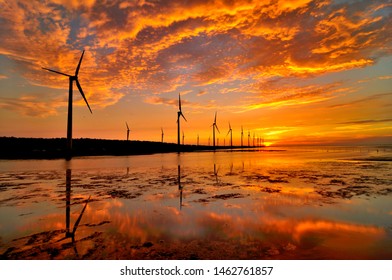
56 236 69 243
179 93 182 111
42 67 71 77
180 112 187 122
216 124 220 134
227 122 231 136
75 50 85 76
72 195 90 235
126 122 129 130
75 79 93 114
214 112 217 123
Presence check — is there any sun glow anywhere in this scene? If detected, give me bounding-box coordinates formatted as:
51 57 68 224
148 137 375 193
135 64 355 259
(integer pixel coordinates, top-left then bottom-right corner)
263 141 273 147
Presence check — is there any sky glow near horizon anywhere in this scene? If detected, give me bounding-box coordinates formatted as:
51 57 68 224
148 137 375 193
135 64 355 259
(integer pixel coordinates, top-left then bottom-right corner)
0 0 391 146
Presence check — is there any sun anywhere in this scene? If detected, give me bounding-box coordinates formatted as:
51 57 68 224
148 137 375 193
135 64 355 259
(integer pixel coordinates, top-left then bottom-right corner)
263 141 273 147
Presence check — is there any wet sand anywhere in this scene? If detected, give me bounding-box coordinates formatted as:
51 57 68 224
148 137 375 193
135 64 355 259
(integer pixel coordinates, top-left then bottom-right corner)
1 147 391 259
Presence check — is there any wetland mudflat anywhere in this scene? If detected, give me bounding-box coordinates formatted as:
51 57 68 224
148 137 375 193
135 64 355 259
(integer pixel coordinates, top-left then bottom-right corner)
1 147 391 259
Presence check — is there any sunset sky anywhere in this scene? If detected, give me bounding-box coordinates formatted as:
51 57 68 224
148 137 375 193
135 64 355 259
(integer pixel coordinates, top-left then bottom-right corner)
0 0 391 146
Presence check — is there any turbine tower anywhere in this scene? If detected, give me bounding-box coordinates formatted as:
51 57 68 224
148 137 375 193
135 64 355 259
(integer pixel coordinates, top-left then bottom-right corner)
126 122 130 141
226 122 233 148
161 127 164 143
211 112 220 149
42 50 92 160
178 165 183 210
177 93 187 149
241 126 244 147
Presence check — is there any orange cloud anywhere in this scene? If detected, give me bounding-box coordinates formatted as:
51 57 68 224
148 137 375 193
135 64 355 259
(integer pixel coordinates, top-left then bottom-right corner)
0 0 390 118
313 7 383 58
144 96 178 107
239 79 344 111
0 95 64 117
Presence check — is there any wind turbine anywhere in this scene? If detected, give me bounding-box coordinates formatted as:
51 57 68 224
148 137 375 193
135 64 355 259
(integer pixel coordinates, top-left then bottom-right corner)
211 112 220 148
213 163 220 184
42 50 92 160
126 122 130 141
226 122 233 148
248 130 251 147
59 169 90 244
177 93 187 149
178 165 183 210
161 127 164 143
182 131 185 145
241 126 244 147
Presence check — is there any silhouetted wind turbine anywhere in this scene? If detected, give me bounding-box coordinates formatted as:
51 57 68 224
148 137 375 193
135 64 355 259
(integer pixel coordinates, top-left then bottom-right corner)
178 165 183 210
248 130 251 147
177 93 187 149
182 130 185 145
211 112 220 148
226 122 233 148
126 122 130 141
241 126 244 147
59 169 90 244
42 50 92 160
197 134 199 146
213 163 220 184
161 127 164 143
229 162 234 175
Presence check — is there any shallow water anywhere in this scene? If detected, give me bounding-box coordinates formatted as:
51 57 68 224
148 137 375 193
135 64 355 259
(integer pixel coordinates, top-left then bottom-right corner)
1 146 392 259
